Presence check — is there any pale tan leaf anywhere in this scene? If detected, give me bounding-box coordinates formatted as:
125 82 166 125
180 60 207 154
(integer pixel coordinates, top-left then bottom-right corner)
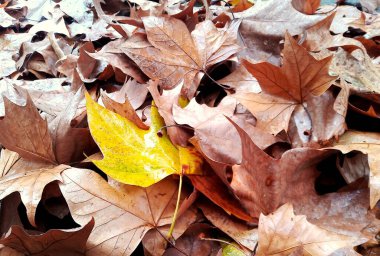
0 165 68 226
330 131 380 208
257 203 357 255
59 168 188 255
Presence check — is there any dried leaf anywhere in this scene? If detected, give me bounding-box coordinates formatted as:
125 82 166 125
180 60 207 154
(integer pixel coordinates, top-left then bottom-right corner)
292 0 320 15
0 94 56 164
229 118 330 217
330 130 380 208
0 164 68 226
238 0 324 64
1 219 94 256
59 168 189 255
233 32 336 134
257 203 357 255
121 17 241 97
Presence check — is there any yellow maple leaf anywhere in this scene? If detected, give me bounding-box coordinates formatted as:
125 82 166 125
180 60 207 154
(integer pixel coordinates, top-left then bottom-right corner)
85 92 203 187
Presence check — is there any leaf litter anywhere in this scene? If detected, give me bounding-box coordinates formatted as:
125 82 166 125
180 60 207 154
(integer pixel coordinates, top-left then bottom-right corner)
0 0 379 255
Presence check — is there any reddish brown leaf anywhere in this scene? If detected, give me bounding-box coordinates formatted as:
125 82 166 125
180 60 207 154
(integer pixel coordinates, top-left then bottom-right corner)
0 94 56 164
233 32 336 134
1 219 94 256
292 0 320 15
228 118 330 218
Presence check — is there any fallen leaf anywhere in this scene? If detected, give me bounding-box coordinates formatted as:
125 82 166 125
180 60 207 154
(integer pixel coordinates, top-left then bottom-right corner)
233 32 336 134
188 167 253 222
237 0 324 64
0 33 33 77
292 0 320 15
173 96 236 129
199 201 258 250
85 92 202 187
121 17 241 98
256 203 357 255
0 164 68 226
148 80 190 146
163 223 221 256
0 150 20 178
217 65 261 93
59 168 191 255
302 12 364 52
48 87 94 164
229 0 254 12
101 91 149 130
330 48 380 94
330 130 380 208
229 118 330 217
0 219 94 256
0 94 57 164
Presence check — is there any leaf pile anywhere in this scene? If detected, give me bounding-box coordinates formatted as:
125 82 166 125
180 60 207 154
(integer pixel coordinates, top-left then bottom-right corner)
0 0 379 255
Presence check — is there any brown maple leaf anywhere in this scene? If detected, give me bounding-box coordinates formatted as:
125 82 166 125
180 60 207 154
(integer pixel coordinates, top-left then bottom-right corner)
121 17 241 98
291 0 320 15
0 94 57 164
0 219 94 256
256 203 357 255
228 118 330 218
233 31 337 135
59 168 194 255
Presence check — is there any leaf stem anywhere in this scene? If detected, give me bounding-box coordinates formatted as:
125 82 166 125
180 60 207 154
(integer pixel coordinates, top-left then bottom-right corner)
167 173 183 240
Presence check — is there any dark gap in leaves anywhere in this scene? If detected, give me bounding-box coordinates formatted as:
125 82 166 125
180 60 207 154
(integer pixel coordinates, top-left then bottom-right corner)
264 142 291 159
196 63 230 106
31 31 46 42
346 105 380 132
17 200 37 231
35 182 80 231
131 243 145 256
63 15 75 25
343 27 366 38
92 37 112 49
315 153 347 195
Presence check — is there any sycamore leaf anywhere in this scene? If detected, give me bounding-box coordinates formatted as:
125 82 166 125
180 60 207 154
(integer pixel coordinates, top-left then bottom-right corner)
233 31 336 134
228 118 330 218
291 0 320 15
121 17 241 98
199 201 258 250
0 94 57 164
0 219 94 256
256 203 356 255
301 12 364 52
0 164 68 226
330 130 380 208
85 92 202 187
59 168 192 255
238 0 324 64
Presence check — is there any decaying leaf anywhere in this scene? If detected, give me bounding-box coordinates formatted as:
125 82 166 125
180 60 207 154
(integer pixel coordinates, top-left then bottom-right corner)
0 94 56 164
233 32 336 135
59 168 191 255
257 203 357 255
121 17 241 97
229 118 330 217
291 0 321 15
1 219 94 256
0 164 68 226
330 130 380 208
